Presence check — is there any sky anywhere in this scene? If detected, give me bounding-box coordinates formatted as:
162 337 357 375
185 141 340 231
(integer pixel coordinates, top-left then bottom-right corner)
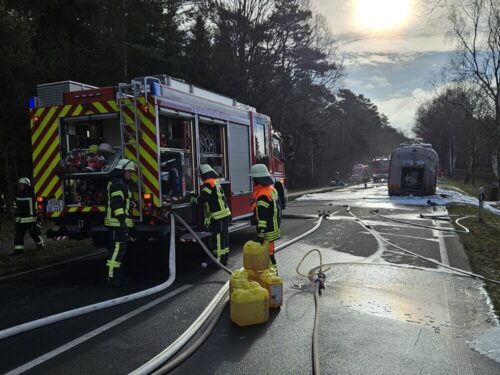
312 0 454 136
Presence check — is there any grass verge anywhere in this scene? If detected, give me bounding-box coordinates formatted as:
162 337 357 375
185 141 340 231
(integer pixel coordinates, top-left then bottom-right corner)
0 216 99 278
447 203 500 317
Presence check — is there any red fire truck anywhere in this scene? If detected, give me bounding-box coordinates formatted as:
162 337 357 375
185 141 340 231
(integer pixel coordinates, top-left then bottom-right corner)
29 75 288 245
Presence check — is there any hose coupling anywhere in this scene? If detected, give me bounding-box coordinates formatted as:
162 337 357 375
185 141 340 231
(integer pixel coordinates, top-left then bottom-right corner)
315 272 326 296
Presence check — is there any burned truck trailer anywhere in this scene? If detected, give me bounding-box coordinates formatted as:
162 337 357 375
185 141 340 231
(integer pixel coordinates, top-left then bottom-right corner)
388 144 439 196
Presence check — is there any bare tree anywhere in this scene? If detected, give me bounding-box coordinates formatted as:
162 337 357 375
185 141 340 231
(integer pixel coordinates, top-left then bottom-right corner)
443 0 500 199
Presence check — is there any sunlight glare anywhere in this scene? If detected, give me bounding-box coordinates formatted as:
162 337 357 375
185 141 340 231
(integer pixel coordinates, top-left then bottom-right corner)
355 0 412 31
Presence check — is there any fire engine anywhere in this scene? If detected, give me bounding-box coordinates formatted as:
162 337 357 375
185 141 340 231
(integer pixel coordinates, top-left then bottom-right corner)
369 156 390 182
29 75 289 246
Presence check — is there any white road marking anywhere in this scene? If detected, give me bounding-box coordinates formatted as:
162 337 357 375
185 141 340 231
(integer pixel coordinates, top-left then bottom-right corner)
5 284 192 375
435 221 450 266
376 232 439 242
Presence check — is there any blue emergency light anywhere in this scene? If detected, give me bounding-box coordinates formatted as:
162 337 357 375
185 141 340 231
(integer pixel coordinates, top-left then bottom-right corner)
29 96 37 109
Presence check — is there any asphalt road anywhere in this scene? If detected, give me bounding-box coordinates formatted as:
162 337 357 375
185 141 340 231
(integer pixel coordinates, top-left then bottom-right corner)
1 183 499 374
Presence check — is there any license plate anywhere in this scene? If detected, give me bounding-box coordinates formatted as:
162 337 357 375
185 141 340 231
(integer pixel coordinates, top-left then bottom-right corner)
47 199 64 212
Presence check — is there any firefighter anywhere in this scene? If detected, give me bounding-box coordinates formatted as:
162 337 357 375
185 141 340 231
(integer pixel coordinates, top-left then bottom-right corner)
191 164 231 266
249 164 281 271
104 159 136 286
13 178 44 253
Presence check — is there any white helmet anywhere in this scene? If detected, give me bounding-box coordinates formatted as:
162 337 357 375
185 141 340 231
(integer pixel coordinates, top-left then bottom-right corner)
249 164 271 178
115 159 136 171
199 164 216 175
18 177 31 186
99 143 114 154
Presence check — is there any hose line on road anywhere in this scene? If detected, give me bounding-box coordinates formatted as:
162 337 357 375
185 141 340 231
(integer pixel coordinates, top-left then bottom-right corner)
132 214 327 375
150 296 229 375
369 209 471 233
296 249 328 375
349 208 500 286
172 212 232 275
0 214 178 342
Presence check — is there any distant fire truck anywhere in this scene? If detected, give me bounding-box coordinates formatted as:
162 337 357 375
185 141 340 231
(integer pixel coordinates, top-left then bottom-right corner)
29 75 289 245
350 164 369 183
369 156 390 182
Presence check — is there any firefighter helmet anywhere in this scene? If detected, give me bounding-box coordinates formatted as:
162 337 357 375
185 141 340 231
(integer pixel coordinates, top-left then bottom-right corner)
114 159 136 171
249 164 271 178
18 177 31 186
199 164 216 176
87 144 99 155
99 143 114 154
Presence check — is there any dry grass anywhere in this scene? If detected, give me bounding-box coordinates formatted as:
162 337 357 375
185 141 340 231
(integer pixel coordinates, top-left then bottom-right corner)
0 216 98 277
447 202 500 316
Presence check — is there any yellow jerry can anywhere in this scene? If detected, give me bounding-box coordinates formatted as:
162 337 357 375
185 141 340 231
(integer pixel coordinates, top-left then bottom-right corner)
243 240 270 271
258 268 283 308
230 281 269 327
230 270 250 294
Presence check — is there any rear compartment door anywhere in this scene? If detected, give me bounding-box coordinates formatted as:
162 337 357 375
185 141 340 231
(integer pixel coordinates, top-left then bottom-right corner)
228 123 251 195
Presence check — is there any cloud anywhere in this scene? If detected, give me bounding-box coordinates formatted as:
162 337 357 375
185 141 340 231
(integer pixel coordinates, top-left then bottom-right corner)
373 87 435 136
343 51 423 66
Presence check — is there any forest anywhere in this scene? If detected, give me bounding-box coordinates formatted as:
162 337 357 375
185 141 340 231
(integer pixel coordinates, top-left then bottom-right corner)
1 0 427 205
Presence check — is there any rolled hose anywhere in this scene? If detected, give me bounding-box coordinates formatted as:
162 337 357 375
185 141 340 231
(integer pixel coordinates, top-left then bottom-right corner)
0 215 178 341
133 214 326 374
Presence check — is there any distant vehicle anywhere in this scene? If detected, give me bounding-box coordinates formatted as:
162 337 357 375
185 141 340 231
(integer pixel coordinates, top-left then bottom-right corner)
388 144 439 196
351 164 369 183
369 156 390 182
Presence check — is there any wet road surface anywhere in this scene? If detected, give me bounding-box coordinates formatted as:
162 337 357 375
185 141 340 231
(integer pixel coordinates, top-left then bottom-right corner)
1 183 499 374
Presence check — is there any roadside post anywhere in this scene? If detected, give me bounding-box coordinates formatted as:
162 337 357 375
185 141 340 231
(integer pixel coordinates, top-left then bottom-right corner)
478 187 485 222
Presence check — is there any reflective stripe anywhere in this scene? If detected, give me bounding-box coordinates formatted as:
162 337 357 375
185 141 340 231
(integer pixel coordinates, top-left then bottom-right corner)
17 217 37 223
114 208 125 216
210 207 231 220
216 233 222 259
14 245 24 250
104 217 134 227
257 201 269 208
258 220 267 228
107 242 121 278
111 191 124 198
202 187 212 194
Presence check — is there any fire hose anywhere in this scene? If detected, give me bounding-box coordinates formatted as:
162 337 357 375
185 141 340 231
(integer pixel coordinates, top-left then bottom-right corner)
0 215 178 341
132 213 327 375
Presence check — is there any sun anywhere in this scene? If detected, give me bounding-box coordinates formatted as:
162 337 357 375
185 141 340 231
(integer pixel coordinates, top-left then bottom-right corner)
355 0 412 31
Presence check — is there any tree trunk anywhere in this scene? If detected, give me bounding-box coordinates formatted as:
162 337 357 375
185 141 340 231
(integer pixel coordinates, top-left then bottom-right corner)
464 140 477 184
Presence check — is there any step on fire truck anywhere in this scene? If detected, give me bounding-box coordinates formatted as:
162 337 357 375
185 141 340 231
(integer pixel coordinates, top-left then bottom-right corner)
29 75 289 246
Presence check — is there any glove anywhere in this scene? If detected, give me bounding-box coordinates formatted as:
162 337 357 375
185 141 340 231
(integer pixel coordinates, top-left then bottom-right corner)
256 236 265 244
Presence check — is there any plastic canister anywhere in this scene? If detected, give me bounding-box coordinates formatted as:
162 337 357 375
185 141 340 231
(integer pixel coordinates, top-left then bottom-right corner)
230 269 250 295
230 281 269 327
243 240 270 271
258 268 283 308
